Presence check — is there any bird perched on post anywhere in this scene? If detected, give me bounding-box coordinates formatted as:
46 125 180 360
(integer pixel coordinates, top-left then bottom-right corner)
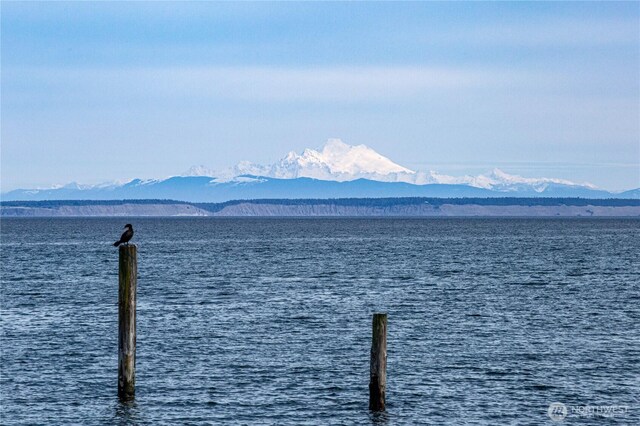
114 224 134 247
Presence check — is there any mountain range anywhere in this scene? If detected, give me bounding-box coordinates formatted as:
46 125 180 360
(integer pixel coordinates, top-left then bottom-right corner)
3 139 638 202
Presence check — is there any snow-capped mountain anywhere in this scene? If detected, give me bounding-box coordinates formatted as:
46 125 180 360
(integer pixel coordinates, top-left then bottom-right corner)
5 138 635 202
182 165 217 177
221 138 414 182
411 168 597 192
185 138 597 193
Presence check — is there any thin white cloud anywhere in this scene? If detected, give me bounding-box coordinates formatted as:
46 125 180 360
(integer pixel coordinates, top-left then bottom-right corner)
429 18 639 47
6 65 558 104
157 66 498 101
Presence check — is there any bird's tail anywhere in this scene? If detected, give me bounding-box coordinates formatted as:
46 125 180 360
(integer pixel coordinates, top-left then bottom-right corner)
113 241 121 247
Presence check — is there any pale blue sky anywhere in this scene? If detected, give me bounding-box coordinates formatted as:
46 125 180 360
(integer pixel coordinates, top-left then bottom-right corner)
2 1 639 191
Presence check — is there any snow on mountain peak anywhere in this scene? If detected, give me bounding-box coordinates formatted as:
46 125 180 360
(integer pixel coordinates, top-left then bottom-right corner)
321 138 351 155
228 138 415 182
181 139 598 193
316 138 414 175
483 168 597 191
273 138 414 179
182 165 216 177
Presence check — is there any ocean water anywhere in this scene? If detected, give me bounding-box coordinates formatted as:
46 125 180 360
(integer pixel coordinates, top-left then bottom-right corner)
1 218 638 425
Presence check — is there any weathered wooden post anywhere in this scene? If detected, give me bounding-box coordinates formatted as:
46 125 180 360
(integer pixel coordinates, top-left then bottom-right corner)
118 245 137 400
369 313 387 411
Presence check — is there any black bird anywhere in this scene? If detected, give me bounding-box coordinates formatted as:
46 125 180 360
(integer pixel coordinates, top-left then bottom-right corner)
113 224 134 247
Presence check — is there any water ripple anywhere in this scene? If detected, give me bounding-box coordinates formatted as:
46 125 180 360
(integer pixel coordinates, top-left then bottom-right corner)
1 218 639 424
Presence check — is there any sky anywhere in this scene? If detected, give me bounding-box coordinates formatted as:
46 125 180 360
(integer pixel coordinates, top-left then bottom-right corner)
1 1 639 191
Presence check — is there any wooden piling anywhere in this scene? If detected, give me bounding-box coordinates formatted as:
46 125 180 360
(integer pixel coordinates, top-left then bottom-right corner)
118 244 137 400
369 313 387 411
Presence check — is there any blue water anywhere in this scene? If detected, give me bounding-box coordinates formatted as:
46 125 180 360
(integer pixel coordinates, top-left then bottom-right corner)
1 218 639 425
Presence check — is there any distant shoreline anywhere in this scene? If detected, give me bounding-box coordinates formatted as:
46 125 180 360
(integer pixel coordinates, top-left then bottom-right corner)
2 197 639 217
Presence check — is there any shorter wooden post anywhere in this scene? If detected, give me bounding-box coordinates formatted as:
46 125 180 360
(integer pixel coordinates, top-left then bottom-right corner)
369 313 387 411
118 245 137 400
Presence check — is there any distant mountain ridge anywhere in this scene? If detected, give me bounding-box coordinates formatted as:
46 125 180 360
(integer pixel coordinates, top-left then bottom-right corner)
185 139 602 192
2 139 637 201
3 175 635 202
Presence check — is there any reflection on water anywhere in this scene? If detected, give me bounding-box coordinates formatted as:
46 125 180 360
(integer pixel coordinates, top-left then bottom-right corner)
113 400 140 426
369 410 390 425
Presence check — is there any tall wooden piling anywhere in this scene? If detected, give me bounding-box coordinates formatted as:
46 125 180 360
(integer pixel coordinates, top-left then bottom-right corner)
118 245 137 400
369 313 387 411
